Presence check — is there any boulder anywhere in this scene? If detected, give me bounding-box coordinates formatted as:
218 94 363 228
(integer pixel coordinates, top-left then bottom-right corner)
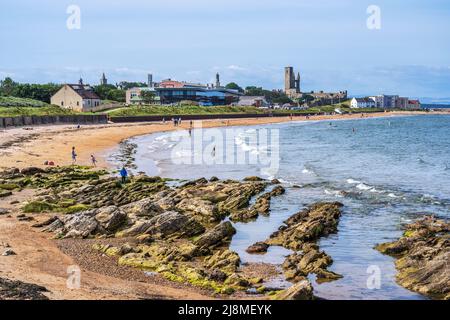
144 211 205 239
0 277 49 300
94 206 127 232
20 167 45 175
2 249 16 256
194 221 236 248
61 211 99 238
246 242 269 254
175 198 220 222
376 216 449 300
275 280 314 300
120 198 163 219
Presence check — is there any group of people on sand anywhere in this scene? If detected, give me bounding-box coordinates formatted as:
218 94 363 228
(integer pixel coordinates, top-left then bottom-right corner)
71 146 128 183
172 117 182 127
71 146 97 167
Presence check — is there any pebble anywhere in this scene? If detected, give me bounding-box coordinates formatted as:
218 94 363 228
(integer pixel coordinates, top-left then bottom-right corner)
2 249 16 256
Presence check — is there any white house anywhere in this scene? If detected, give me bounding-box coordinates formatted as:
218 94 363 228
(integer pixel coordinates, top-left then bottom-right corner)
351 97 376 108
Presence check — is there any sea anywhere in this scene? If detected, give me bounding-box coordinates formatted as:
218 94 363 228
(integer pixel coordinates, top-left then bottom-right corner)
110 114 450 300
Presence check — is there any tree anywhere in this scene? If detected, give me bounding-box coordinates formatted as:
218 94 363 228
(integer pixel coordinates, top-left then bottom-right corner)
225 82 243 93
0 77 17 96
140 90 155 104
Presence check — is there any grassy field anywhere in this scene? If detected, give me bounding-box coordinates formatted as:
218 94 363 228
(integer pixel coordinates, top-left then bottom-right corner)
0 96 385 118
0 105 75 117
0 96 49 108
104 100 372 117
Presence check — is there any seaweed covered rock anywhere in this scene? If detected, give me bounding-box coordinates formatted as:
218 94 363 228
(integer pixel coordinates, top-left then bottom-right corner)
282 244 342 283
204 249 241 274
274 280 314 300
376 216 449 300
0 277 49 300
194 221 236 249
267 202 343 250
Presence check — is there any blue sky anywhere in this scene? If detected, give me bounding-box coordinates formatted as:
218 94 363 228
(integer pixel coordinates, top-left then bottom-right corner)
1 0 449 101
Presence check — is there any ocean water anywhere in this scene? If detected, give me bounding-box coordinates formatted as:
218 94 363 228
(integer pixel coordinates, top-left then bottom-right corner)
112 115 450 300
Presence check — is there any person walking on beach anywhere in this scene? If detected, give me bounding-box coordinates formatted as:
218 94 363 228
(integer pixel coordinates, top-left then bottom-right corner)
119 167 128 184
71 147 77 164
90 154 97 167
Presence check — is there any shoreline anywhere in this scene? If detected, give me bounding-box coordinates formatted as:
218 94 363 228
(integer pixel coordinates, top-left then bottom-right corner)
0 111 448 300
0 111 443 170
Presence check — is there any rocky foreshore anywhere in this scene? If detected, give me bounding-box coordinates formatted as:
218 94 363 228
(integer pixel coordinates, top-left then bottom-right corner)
376 216 449 300
6 165 446 300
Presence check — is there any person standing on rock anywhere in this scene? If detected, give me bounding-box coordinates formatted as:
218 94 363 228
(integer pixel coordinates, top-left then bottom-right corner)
71 147 77 164
120 167 128 184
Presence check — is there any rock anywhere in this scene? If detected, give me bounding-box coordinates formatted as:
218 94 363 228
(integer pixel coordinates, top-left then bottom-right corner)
144 211 205 239
267 202 343 250
2 249 16 256
42 218 64 233
204 249 241 274
120 198 163 219
209 176 219 182
94 206 127 232
194 221 236 248
31 216 59 228
17 214 34 222
271 179 281 184
224 274 250 288
376 216 449 300
0 277 49 300
0 208 10 215
243 176 264 182
61 211 99 238
175 198 220 222
20 167 45 175
246 242 269 254
274 280 314 300
0 191 12 198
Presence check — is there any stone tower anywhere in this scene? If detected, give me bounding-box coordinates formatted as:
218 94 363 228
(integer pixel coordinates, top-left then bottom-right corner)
100 73 107 86
215 73 221 88
148 74 153 88
295 72 301 93
284 67 295 92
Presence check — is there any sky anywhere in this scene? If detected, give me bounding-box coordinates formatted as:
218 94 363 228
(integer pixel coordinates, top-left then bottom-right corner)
1 0 450 102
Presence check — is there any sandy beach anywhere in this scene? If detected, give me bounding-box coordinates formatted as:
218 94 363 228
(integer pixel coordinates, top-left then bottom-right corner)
0 110 448 300
0 111 440 170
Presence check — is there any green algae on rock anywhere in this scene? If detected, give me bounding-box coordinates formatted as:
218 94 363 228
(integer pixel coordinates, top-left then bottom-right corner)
376 216 449 300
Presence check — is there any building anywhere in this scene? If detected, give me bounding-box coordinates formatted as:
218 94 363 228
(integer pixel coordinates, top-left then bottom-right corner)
126 73 241 106
125 87 160 105
407 100 421 109
396 97 409 109
369 95 384 108
148 74 154 88
236 96 270 108
284 67 301 99
284 66 347 104
156 87 240 106
51 79 101 112
100 73 107 86
351 97 376 108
